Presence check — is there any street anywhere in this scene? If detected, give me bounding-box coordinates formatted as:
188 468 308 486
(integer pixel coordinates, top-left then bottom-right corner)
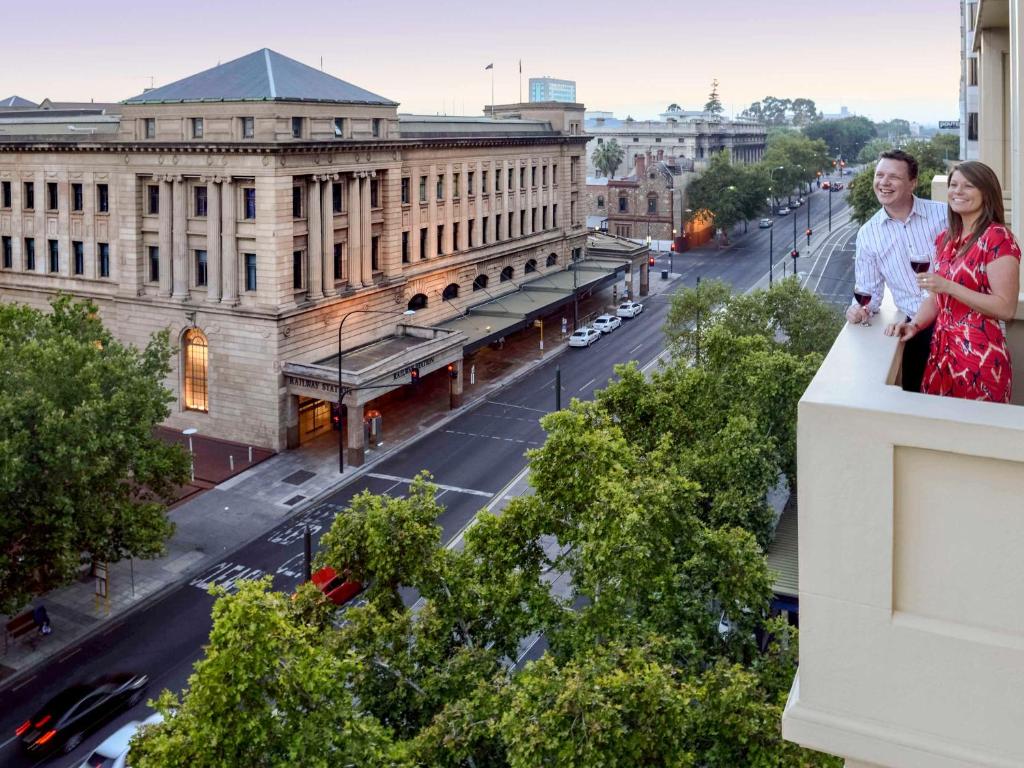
0 190 856 768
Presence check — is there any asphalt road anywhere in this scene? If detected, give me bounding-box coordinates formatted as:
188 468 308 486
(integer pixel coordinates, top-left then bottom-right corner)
0 187 856 768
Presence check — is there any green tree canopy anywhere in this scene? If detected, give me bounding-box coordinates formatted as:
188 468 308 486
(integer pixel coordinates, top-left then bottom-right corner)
684 152 767 241
704 79 725 117
0 296 189 613
761 133 831 198
591 138 625 179
804 116 877 161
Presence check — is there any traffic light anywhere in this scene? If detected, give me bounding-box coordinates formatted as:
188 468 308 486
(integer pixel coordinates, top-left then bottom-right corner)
805 228 812 245
331 403 342 431
790 249 799 261
648 255 656 266
410 367 420 384
446 363 458 380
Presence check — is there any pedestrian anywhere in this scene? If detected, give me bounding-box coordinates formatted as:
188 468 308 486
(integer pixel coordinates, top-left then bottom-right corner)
886 161 1021 402
847 150 947 392
33 604 52 636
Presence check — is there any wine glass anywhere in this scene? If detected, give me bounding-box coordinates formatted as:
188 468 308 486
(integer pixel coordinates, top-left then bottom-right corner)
909 253 932 275
853 285 872 326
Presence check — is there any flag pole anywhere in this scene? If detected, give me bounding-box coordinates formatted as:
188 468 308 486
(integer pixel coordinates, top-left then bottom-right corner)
518 60 522 103
491 67 494 115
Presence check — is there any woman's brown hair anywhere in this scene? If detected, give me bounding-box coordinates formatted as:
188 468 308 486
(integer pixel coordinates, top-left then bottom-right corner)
943 160 1005 254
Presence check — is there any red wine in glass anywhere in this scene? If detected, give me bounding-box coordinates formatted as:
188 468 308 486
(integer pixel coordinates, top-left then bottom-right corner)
853 288 872 326
910 258 930 274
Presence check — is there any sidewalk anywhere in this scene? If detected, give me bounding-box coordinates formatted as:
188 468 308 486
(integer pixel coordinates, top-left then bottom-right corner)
0 268 682 685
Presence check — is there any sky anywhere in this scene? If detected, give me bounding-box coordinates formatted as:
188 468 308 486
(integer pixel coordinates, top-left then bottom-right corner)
2 0 961 124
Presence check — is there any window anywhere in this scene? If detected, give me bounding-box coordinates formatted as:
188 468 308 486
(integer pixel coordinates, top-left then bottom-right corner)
334 117 345 138
542 207 548 229
372 118 382 137
571 200 577 224
655 137 662 143
195 186 208 217
144 118 156 139
292 186 303 219
1 181 10 208
508 167 514 190
97 183 109 213
182 329 209 413
419 227 428 259
442 283 459 301
195 249 208 286
647 195 658 214
407 293 427 311
453 173 460 199
98 242 110 278
468 171 475 196
24 238 35 270
968 57 978 87
597 195 605 209
495 214 502 241
73 241 83 275
47 183 58 211
2 236 11 268
402 231 409 263
370 180 379 208
332 182 342 213
519 167 526 189
23 182 34 210
571 156 578 181
293 250 303 289
437 175 444 201
149 246 159 282
191 118 204 139
401 177 410 205
519 210 525 235
618 195 628 213
552 163 558 183
371 236 379 271
334 243 343 281
148 185 159 215
419 175 427 203
542 166 547 186
553 204 558 226
482 170 489 193
72 183 83 212
546 252 559 267
524 258 537 273
482 216 488 245
241 116 254 139
968 112 979 141
496 169 502 193
291 117 304 138
244 253 257 291
500 266 514 282
244 188 256 219
48 240 59 272
472 274 488 291
531 208 537 231
633 137 639 143
436 225 444 254
531 167 537 187
453 222 460 251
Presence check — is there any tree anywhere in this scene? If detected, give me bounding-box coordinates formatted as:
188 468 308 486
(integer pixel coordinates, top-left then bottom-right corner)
740 101 764 121
874 118 911 142
704 79 725 118
803 116 876 161
857 137 895 165
760 132 830 200
666 103 682 112
0 296 189 613
760 96 792 126
684 152 761 244
790 98 820 127
591 138 625 179
848 164 881 224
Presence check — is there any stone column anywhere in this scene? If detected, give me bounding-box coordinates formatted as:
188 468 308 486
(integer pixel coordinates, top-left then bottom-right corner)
473 160 483 247
347 173 362 287
11 176 22 271
639 259 649 297
360 172 372 285
285 394 300 450
444 161 454 254
171 175 188 299
509 160 520 238
346 401 365 467
205 177 222 303
158 176 173 295
221 178 238 305
307 177 324 299
411 165 421 258
427 164 437 257
321 175 335 291
524 158 534 236
449 359 463 409
502 160 511 240
83 173 95 278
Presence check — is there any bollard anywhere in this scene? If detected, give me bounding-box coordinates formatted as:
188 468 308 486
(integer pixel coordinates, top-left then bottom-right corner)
229 455 235 472
470 365 476 385
248 446 253 463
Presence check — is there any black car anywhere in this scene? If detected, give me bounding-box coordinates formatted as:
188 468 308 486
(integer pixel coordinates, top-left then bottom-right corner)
16 673 149 755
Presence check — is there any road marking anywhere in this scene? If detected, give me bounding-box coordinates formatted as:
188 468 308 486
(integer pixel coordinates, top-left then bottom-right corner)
190 561 266 593
365 473 493 498
579 378 595 391
630 343 642 353
10 673 37 692
443 429 540 446
58 647 81 664
0 735 16 749
267 501 343 546
484 399 547 413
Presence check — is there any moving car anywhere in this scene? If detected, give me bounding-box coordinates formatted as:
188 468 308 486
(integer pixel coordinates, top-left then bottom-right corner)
311 566 364 606
592 314 622 333
790 198 802 208
18 673 149 756
821 180 831 190
777 206 790 216
832 182 844 191
616 301 644 319
78 712 164 768
758 217 773 228
568 327 602 347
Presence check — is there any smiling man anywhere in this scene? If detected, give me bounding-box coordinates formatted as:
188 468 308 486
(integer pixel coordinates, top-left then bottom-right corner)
847 150 947 392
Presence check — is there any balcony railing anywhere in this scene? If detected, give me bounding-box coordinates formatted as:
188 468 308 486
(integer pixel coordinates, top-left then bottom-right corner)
782 291 1024 768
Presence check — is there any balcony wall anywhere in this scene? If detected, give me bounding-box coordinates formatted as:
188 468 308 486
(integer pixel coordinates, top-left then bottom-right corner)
782 293 1024 768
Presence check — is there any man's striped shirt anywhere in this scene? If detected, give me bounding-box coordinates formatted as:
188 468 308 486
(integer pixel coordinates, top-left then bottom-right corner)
854 196 948 317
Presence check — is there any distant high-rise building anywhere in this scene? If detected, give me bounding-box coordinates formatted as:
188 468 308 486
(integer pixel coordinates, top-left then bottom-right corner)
960 0 979 159
529 77 576 103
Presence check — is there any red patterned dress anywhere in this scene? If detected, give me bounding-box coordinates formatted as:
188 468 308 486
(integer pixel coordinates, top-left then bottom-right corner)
921 224 1021 402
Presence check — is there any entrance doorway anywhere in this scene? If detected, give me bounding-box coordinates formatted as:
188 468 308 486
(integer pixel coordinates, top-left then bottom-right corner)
298 396 332 443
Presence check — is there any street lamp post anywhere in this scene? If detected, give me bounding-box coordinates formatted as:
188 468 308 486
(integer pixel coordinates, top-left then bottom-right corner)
767 166 785 285
337 308 416 473
791 165 803 255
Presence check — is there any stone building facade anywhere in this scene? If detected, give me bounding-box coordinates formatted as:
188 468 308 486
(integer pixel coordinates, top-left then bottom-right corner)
0 49 589 457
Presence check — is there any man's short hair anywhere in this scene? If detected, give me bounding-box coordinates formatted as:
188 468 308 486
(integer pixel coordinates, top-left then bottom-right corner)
878 149 919 181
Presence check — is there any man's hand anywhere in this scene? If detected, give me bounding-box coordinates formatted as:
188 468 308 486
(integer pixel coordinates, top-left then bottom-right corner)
885 321 920 340
846 305 869 324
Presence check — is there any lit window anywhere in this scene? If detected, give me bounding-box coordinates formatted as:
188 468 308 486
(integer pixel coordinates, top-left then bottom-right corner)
182 329 209 412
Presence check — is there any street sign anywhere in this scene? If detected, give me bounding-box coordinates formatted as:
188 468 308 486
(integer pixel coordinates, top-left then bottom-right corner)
938 120 960 129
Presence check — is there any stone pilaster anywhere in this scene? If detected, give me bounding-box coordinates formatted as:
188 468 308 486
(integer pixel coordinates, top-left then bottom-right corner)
360 172 372 284
158 176 172 295
321 175 335 291
205 176 222 303
307 177 324 299
221 178 238 305
347 173 362 287
171 175 188 299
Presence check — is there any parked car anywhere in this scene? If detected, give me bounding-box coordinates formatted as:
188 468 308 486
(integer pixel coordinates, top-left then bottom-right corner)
790 198 802 208
821 180 831 190
311 566 364 606
777 206 790 216
568 327 602 347
758 217 773 229
592 314 622 334
832 182 844 191
616 301 644 319
18 674 149 756
78 712 163 768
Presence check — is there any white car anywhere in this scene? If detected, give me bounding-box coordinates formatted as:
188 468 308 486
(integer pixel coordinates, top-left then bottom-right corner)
790 199 802 208
592 314 622 333
568 327 602 347
758 217 773 228
78 713 164 768
777 206 790 216
616 301 644 319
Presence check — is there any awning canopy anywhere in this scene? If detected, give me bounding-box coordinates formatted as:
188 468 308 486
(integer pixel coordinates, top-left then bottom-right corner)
767 501 798 599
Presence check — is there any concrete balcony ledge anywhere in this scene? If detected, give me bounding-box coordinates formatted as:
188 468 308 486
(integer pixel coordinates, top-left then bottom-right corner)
782 294 1024 768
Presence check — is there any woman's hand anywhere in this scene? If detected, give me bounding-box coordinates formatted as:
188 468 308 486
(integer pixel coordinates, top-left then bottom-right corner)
885 321 920 340
917 272 954 295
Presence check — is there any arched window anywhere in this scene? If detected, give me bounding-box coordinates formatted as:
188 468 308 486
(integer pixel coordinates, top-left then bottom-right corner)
596 195 605 209
472 274 489 291
546 253 558 267
407 293 427 311
182 329 209 413
442 283 459 301
500 266 514 282
524 259 537 273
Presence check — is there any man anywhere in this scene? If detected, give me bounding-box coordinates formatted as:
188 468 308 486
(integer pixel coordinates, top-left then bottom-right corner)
847 150 947 392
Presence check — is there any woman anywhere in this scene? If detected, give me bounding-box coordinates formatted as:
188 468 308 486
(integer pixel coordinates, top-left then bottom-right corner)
886 161 1021 402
